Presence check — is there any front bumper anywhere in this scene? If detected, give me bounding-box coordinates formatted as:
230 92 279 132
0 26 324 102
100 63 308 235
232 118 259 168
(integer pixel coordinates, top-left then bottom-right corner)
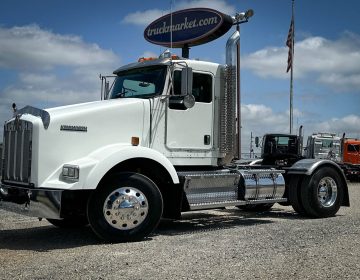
0 184 62 219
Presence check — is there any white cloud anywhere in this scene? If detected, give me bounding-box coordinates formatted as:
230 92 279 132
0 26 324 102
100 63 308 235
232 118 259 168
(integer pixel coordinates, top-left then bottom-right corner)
176 0 235 15
0 25 121 139
140 51 159 58
19 73 57 86
122 0 236 26
239 104 360 156
122 9 166 26
0 25 119 70
318 73 360 90
312 115 360 137
242 32 360 90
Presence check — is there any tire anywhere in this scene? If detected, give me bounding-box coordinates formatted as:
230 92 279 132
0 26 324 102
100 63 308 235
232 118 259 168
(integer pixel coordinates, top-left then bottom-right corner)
288 175 307 216
47 216 88 228
300 167 344 218
87 172 163 243
237 203 274 212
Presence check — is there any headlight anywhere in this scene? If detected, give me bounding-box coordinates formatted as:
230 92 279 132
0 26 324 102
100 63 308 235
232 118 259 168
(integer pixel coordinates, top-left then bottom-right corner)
62 165 79 181
0 186 9 197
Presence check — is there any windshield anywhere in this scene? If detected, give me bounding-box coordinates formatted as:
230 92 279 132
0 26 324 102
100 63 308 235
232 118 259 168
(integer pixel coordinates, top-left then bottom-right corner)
109 66 167 99
314 139 341 157
263 135 298 155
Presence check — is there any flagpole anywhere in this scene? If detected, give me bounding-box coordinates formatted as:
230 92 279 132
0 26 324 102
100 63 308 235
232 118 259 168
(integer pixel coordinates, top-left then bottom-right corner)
289 0 294 134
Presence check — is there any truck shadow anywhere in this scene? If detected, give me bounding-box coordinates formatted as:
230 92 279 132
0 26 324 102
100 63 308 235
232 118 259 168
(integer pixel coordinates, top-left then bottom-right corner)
0 225 99 251
155 206 303 236
0 207 307 251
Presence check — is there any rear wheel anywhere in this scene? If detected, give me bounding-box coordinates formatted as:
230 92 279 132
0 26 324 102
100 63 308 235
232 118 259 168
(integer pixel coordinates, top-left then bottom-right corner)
87 172 163 243
300 167 344 218
288 175 307 215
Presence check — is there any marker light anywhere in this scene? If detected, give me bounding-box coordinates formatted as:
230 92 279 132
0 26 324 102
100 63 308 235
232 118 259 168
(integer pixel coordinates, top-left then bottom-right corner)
131 137 140 146
138 57 157 62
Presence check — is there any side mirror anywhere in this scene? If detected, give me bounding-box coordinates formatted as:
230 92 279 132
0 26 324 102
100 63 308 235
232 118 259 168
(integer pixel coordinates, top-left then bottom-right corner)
183 94 195 109
181 67 194 108
169 94 195 110
181 67 193 96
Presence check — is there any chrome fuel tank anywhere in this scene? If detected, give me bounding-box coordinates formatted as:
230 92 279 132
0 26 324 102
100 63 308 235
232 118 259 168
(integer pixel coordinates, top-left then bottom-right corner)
238 170 285 201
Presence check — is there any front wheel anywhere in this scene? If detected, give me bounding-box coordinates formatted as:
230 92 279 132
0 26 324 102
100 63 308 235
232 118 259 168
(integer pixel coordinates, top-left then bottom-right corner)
300 167 344 218
87 172 163 243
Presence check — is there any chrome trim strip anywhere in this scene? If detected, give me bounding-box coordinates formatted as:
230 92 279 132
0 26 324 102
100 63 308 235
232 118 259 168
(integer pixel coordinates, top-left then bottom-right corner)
16 106 50 129
189 197 288 210
19 128 25 182
13 130 17 180
6 130 11 180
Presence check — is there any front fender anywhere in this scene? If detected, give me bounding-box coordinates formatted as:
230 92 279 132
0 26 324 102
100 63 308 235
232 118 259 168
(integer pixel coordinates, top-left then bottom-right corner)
83 144 179 189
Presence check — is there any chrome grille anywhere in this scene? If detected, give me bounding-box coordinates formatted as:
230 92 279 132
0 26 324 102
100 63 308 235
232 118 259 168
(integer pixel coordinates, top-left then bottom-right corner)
2 120 33 185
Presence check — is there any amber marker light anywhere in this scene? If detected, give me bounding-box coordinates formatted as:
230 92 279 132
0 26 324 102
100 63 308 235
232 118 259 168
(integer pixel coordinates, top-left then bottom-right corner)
131 137 140 146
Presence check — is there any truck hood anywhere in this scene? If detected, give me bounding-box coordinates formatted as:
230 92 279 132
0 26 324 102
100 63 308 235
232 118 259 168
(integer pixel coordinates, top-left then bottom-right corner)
46 99 145 121
44 99 149 146
35 98 149 170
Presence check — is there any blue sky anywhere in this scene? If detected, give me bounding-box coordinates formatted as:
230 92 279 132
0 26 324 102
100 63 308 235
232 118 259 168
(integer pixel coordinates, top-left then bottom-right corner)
1 0 359 155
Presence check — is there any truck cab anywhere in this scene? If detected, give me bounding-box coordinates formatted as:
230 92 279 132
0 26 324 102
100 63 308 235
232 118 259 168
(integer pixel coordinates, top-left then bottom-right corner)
261 133 303 166
305 133 341 162
343 139 360 165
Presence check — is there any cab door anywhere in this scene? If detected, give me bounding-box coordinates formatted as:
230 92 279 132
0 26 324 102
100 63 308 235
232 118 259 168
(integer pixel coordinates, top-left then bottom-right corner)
166 70 214 150
345 143 360 164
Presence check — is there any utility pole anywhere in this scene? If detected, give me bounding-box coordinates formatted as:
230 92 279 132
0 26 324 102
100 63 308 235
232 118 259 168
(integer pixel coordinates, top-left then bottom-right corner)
250 132 254 158
287 0 295 134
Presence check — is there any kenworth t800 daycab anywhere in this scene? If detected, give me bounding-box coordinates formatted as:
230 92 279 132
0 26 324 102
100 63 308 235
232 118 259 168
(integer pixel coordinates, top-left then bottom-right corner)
0 8 349 242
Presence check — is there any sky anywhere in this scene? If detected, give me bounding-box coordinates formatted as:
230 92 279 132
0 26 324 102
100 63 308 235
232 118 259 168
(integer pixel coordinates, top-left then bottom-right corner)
1 0 359 156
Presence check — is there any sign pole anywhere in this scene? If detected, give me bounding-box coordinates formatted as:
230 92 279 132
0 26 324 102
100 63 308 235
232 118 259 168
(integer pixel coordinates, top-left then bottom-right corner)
182 44 190 58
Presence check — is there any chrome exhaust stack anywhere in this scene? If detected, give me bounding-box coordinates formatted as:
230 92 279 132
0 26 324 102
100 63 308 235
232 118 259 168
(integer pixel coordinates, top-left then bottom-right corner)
219 30 240 165
219 10 253 165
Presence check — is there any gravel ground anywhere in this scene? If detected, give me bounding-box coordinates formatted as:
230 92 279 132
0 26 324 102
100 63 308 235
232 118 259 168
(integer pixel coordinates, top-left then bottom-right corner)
0 182 359 280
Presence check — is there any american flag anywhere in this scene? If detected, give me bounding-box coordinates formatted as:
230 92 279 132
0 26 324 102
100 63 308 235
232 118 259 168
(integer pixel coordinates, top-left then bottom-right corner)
286 16 294 73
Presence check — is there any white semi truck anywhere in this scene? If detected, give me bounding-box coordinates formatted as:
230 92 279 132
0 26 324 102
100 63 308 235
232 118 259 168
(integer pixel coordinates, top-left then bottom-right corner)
0 8 349 242
305 133 342 161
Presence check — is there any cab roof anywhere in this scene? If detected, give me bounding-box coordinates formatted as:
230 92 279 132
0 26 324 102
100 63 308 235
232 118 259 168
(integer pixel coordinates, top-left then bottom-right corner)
113 57 221 75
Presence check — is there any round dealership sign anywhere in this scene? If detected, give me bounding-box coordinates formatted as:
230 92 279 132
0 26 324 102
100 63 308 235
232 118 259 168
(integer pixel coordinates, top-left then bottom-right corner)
144 8 234 48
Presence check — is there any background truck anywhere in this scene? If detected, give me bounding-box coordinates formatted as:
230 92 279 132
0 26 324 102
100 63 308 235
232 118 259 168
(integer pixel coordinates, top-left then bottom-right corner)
304 132 341 161
258 130 360 182
341 137 360 181
0 8 350 242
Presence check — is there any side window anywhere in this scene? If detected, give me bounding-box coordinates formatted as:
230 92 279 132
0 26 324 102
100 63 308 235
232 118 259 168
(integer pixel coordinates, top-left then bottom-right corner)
348 144 360 153
173 71 182 95
173 71 212 103
192 73 212 103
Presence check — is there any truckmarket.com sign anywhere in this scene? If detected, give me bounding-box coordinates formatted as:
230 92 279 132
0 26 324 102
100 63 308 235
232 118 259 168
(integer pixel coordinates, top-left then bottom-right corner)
144 8 233 48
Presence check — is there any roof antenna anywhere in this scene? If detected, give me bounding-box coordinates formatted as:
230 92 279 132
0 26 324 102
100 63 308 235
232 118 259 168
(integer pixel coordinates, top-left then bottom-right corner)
170 0 173 53
12 103 17 117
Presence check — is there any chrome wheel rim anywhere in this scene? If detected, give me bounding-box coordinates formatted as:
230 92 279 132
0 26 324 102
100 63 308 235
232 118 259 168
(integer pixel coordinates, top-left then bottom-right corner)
103 187 148 230
317 177 337 207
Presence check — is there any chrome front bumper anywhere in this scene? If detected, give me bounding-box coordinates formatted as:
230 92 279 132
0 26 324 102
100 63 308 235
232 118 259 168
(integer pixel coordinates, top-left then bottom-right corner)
0 184 62 219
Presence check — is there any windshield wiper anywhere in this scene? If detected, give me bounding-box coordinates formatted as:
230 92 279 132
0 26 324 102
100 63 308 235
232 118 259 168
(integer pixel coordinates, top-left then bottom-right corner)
113 87 138 98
